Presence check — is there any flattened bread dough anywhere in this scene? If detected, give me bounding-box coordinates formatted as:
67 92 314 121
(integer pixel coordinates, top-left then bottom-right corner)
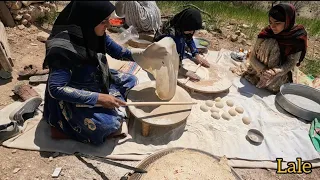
222 112 231 120
235 107 244 114
215 102 224 108
205 100 214 107
228 109 237 116
226 100 234 107
242 117 251 125
200 105 209 112
177 59 232 93
131 37 179 100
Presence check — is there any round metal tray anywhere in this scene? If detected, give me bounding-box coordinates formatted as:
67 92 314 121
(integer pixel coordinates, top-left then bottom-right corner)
127 147 243 180
275 83 320 121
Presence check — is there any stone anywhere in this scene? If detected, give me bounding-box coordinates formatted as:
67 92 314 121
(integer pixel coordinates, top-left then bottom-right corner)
21 19 28 25
30 43 38 46
198 29 208 35
241 24 250 29
231 35 238 42
229 19 236 25
235 30 241 36
240 39 247 45
18 25 25 30
227 35 231 39
37 32 49 42
246 42 252 46
48 157 53 162
11 1 22 10
11 10 19 15
226 25 232 29
49 3 57 11
13 168 21 174
43 7 50 13
240 33 247 39
23 13 32 21
11 149 17 154
43 2 50 7
18 9 27 14
5 1 12 9
13 14 23 21
30 6 45 20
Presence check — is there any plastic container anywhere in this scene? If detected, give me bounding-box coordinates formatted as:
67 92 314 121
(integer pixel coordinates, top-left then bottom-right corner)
118 26 139 45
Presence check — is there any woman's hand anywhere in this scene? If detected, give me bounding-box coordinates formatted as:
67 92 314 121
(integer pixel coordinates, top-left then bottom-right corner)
179 67 201 81
96 94 127 108
195 54 210 68
185 70 201 81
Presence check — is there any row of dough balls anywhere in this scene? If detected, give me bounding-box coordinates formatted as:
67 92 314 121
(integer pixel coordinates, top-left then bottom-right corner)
200 97 251 125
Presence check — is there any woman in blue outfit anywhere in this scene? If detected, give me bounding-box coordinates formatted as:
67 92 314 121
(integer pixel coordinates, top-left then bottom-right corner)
154 8 210 81
42 1 137 145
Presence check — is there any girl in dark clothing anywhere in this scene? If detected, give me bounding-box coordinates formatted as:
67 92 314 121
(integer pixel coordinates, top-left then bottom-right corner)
154 8 210 81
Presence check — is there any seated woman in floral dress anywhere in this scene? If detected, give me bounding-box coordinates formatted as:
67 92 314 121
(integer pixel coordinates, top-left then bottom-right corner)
234 3 307 93
43 1 138 145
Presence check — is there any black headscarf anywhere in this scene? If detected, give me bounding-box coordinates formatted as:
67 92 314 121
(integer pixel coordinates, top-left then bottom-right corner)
154 8 202 41
54 1 115 53
170 8 202 32
43 1 115 93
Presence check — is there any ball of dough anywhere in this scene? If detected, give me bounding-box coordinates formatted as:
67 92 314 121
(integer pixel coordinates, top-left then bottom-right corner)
210 107 219 113
221 112 231 120
200 105 209 112
242 117 251 125
226 100 234 107
211 112 220 119
214 97 222 102
205 100 214 107
215 102 224 108
228 109 237 116
235 107 244 114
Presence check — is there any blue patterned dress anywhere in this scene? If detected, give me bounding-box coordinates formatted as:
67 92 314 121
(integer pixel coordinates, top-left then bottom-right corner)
43 36 138 145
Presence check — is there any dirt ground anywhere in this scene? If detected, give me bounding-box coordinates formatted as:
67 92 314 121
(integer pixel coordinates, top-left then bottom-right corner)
1 16 320 180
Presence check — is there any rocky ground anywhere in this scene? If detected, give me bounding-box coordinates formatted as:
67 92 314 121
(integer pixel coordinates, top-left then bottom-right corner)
1 2 320 180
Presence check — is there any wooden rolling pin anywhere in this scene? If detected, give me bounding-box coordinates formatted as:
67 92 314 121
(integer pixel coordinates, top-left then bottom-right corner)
76 101 197 107
184 64 201 84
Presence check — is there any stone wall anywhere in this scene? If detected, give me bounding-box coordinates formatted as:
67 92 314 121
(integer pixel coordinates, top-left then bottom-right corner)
5 1 57 28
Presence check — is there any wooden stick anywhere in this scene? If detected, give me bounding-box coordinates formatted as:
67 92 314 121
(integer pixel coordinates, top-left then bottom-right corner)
76 102 197 108
184 64 202 84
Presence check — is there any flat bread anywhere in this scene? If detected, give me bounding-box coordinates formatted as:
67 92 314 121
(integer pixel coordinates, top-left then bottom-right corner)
178 59 232 93
131 37 179 100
